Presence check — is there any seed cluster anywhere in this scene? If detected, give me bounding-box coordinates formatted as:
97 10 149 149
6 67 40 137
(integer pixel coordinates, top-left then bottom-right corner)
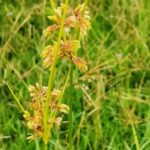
24 83 69 140
43 3 90 72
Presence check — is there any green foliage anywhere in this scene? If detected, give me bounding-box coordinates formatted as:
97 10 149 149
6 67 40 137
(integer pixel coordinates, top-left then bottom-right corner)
1 0 150 149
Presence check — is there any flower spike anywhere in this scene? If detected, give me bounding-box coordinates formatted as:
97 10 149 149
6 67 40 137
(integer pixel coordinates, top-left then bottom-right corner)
61 40 80 54
72 57 87 72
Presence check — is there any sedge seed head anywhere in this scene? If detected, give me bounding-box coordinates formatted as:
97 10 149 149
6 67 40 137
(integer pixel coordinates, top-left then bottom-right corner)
57 104 69 114
41 45 65 68
60 40 80 54
72 57 88 72
43 24 59 37
54 117 63 126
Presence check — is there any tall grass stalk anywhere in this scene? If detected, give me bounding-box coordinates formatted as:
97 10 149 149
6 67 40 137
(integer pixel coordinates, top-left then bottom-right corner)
7 83 25 113
50 0 55 9
131 120 140 150
43 0 69 147
43 63 72 142
69 62 73 150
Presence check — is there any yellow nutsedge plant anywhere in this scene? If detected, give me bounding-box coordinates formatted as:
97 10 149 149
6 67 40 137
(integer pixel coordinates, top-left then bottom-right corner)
7 0 90 149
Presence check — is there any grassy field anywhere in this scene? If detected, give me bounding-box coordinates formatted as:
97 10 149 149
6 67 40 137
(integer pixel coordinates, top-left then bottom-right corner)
1 0 150 149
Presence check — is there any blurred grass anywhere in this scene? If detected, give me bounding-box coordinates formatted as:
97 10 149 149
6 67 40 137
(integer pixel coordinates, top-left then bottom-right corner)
1 0 150 149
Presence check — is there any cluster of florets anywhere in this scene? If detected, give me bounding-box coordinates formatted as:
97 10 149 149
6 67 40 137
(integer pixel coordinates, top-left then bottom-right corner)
42 3 90 71
23 83 69 140
23 3 90 141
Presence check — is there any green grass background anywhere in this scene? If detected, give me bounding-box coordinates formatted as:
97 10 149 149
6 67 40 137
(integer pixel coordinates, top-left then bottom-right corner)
1 0 150 149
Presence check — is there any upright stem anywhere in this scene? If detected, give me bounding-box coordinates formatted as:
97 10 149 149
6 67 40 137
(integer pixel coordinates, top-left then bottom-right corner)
50 0 55 9
7 83 25 113
43 0 69 145
45 63 72 135
44 143 47 150
131 120 140 150
69 62 73 150
58 63 72 105
35 139 40 150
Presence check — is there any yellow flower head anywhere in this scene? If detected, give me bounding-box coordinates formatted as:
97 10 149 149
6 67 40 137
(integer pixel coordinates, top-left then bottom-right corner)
43 24 59 37
28 83 47 101
74 4 90 36
41 45 65 68
61 40 80 54
72 57 87 72
54 117 63 126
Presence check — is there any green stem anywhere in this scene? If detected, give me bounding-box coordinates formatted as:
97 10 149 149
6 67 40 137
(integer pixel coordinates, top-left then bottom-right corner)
7 83 25 113
69 62 73 150
43 0 69 144
46 63 72 134
50 0 55 10
35 139 40 150
131 120 140 150
44 143 47 150
58 63 72 105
